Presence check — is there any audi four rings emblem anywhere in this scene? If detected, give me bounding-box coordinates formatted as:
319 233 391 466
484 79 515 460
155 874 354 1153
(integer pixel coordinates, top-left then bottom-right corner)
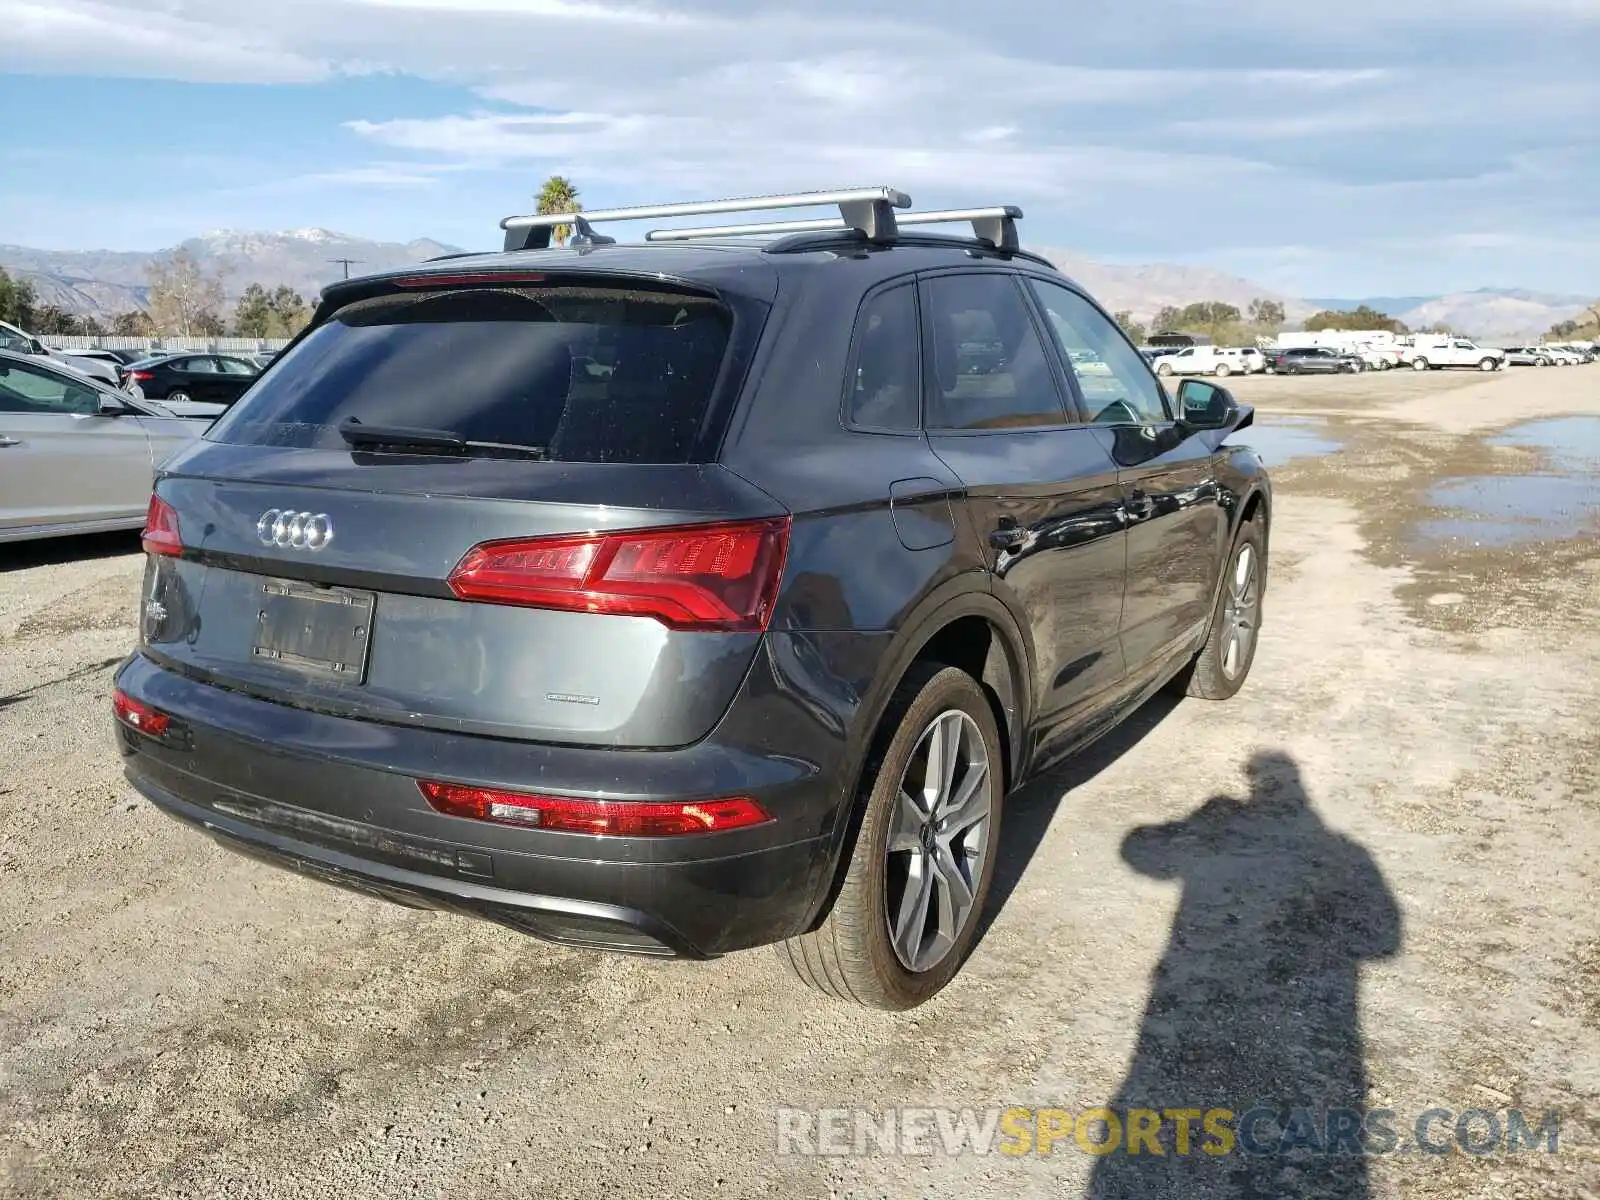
257 509 334 550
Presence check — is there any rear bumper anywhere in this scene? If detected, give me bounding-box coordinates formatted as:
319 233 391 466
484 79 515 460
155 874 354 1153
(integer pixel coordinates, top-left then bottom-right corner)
112 642 886 956
135 776 715 956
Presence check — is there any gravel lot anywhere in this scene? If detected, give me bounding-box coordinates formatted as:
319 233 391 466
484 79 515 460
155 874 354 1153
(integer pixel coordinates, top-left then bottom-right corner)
2 368 1597 1198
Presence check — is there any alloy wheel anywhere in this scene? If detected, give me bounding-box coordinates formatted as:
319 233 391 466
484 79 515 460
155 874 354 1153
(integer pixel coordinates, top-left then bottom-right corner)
1220 543 1260 680
884 710 992 973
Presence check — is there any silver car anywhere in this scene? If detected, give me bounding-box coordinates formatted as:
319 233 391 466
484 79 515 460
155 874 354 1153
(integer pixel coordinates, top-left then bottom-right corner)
0 349 209 544
0 322 124 387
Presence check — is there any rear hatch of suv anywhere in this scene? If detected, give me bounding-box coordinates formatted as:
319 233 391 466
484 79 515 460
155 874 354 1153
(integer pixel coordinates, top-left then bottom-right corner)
139 269 788 748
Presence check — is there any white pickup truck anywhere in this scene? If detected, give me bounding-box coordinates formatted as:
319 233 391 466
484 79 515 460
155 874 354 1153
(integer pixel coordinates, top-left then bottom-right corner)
1149 345 1259 378
1402 337 1506 372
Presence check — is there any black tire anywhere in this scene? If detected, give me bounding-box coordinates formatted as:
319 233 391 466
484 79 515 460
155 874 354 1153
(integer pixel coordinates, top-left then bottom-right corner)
1173 516 1266 701
1157 362 1173 377
777 663 1005 1010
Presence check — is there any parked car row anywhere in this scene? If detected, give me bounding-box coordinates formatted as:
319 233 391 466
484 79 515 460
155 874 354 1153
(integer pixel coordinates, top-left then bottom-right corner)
1140 332 1599 381
1502 343 1597 366
0 321 125 387
1 323 279 399
0 348 210 543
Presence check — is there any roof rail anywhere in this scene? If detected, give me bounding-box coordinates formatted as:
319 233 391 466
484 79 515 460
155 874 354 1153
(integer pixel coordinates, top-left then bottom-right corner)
645 205 1024 253
500 186 912 251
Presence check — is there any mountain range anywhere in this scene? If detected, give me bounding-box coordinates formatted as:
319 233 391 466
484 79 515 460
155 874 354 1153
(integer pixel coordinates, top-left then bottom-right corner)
0 229 461 320
0 230 1591 339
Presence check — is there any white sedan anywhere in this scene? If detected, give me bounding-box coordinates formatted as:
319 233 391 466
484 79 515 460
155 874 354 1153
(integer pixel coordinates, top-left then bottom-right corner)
0 349 209 544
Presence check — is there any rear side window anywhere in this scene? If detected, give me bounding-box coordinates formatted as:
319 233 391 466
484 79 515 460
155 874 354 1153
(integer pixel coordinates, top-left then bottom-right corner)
846 284 919 431
206 285 732 463
922 273 1068 431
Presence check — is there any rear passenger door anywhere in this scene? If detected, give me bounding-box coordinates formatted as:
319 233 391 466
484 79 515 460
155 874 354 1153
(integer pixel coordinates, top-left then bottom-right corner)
918 271 1127 743
1028 278 1227 680
214 356 259 404
181 356 225 403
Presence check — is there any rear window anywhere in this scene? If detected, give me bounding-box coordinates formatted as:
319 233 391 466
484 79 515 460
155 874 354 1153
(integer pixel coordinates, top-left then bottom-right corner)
206 284 733 463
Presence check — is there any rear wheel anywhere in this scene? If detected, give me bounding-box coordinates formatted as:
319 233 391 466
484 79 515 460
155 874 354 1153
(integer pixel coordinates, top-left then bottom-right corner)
778 663 1003 1009
1536 357 1548 367
1215 362 1232 378
166 389 192 404
1412 358 1430 371
1157 362 1173 377
1173 516 1266 701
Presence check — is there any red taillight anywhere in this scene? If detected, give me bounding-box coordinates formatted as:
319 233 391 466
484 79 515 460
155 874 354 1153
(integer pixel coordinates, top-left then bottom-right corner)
129 370 154 382
113 688 171 737
418 781 773 836
141 494 182 557
447 518 790 632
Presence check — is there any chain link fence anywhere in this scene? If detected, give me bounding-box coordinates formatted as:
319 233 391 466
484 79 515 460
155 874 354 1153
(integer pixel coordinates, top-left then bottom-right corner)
40 335 293 354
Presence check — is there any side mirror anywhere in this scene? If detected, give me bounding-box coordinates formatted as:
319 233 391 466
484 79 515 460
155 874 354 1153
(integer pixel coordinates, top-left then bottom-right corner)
1176 378 1237 430
29 339 48 355
97 395 131 416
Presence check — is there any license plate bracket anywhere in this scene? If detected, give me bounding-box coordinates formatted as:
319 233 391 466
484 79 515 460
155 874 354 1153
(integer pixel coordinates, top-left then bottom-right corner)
251 579 375 682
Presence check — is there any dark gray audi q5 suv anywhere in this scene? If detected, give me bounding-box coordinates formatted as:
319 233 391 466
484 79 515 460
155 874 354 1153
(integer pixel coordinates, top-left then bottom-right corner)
113 187 1270 1009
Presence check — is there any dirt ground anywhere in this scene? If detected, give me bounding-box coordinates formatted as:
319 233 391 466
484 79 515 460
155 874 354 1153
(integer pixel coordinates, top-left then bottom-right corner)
2 367 1597 1199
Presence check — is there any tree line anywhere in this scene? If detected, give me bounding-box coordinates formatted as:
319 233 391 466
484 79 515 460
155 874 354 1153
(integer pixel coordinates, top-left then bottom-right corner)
1112 298 1288 346
1550 303 1600 340
1108 299 1480 343
0 254 311 340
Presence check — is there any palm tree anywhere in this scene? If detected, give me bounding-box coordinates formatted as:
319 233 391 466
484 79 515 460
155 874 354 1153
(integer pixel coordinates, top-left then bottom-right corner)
535 175 581 247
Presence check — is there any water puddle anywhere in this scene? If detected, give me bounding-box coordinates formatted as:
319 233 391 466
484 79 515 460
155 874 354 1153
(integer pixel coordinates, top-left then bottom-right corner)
1415 416 1600 546
1226 416 1342 465
1486 416 1600 473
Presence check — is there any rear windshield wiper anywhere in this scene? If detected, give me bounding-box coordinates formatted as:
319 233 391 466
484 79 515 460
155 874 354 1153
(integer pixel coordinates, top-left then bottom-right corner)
337 418 549 460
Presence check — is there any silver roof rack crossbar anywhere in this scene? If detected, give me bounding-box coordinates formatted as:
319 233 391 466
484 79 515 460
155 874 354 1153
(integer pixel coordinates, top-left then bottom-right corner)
645 205 1024 252
500 186 912 251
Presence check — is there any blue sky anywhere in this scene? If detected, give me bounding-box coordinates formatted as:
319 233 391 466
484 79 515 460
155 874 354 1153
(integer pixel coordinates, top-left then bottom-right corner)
2 0 1597 297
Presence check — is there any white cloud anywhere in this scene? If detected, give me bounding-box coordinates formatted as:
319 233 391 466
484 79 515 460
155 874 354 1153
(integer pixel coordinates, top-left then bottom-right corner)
350 0 694 23
245 165 450 194
1 0 1596 292
0 0 327 83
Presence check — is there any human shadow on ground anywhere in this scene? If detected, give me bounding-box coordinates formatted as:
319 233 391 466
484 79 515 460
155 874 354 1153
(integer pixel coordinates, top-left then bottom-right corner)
1087 750 1402 1199
976 690 1184 945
